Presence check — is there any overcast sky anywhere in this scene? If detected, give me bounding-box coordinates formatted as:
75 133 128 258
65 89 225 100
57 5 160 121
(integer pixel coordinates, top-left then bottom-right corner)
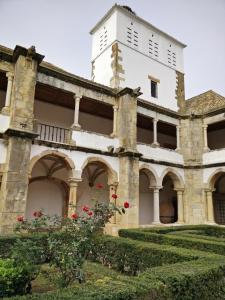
0 0 224 99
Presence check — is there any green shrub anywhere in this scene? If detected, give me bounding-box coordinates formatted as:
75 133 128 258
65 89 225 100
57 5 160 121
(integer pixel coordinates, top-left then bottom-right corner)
0 259 38 298
89 235 202 274
119 228 225 256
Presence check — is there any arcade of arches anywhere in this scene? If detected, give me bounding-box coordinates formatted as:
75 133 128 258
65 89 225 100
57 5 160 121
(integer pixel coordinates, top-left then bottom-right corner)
27 152 185 226
139 168 184 225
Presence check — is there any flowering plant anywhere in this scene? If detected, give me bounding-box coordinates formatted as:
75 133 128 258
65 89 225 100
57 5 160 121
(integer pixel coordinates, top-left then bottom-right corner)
15 187 129 288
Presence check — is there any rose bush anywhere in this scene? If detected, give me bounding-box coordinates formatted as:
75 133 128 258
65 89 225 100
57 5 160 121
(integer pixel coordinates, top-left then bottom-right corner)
14 187 129 290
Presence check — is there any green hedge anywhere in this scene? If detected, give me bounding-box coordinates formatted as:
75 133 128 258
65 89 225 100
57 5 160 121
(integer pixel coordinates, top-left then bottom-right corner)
119 228 225 256
0 234 48 259
89 235 203 274
7 257 225 300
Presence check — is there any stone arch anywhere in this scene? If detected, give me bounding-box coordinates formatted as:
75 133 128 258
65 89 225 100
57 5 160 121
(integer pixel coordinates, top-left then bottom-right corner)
207 168 225 225
81 156 118 185
207 168 225 190
27 150 75 219
29 150 75 177
159 168 184 224
159 168 184 189
139 164 159 187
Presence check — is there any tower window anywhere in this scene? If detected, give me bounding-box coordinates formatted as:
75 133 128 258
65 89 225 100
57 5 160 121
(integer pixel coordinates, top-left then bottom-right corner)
148 75 160 98
151 80 158 98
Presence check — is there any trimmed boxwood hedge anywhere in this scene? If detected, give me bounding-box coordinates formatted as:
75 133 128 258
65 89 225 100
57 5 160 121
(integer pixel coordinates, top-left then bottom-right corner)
119 228 225 256
6 257 225 300
89 235 213 274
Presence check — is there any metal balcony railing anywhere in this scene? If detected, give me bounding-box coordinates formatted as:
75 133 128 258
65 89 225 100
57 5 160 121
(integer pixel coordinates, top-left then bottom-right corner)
36 123 70 144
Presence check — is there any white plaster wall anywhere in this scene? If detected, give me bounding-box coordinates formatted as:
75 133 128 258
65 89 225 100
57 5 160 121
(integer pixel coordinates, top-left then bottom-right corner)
139 172 153 224
26 179 64 219
91 10 117 60
203 149 225 165
0 139 7 164
72 130 119 152
30 144 119 178
0 114 10 133
116 9 184 72
137 143 183 164
0 90 6 110
119 43 178 110
92 47 113 86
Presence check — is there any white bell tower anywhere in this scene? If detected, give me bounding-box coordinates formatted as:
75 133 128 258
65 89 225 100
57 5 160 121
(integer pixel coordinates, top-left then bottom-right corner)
90 4 186 111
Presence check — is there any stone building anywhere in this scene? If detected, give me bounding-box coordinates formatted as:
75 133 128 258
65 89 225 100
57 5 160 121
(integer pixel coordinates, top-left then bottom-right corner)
0 4 225 234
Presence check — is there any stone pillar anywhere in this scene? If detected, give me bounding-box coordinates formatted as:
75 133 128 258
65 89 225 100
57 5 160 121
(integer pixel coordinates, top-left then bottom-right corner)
176 189 184 223
111 105 118 137
152 187 161 224
205 189 215 224
1 72 14 115
176 125 181 151
152 118 159 147
68 178 81 216
203 124 209 152
0 46 44 234
72 95 82 129
117 88 142 228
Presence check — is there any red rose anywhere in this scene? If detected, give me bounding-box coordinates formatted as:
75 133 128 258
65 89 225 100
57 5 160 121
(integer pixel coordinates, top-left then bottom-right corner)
33 211 43 218
124 201 130 209
88 211 93 216
111 194 118 199
17 216 24 222
96 183 104 189
82 205 89 212
71 213 78 219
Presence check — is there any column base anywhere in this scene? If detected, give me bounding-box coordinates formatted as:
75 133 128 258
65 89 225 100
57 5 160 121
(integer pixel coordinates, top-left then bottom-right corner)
205 221 217 225
151 142 160 148
152 221 161 225
1 106 10 115
71 124 81 130
203 147 210 153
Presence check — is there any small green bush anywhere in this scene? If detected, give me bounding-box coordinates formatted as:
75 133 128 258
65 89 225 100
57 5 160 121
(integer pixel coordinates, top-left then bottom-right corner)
0 259 38 298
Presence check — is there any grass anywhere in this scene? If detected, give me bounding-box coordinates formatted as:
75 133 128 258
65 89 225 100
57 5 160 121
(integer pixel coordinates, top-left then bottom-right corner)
31 261 128 294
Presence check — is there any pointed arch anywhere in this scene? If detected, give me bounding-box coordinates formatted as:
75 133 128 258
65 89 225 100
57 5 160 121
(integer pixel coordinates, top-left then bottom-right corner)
207 168 225 190
81 156 118 185
139 164 159 187
29 150 75 177
159 167 184 189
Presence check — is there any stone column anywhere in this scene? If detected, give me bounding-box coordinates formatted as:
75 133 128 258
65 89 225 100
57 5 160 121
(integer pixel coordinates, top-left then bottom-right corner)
1 72 14 115
203 124 209 152
205 189 215 224
152 118 159 147
176 189 184 223
117 88 142 228
111 105 118 137
176 125 181 151
68 178 81 216
72 95 82 129
152 187 161 224
109 184 117 224
0 46 44 234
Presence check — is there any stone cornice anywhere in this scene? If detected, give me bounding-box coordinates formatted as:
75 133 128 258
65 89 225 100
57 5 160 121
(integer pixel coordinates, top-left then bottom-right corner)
12 45 44 64
4 128 39 139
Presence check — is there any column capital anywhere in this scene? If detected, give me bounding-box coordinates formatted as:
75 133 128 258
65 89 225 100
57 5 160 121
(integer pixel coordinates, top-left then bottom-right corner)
68 177 82 187
6 72 14 80
202 124 208 129
150 186 162 191
205 188 215 193
113 105 118 111
74 93 82 101
153 118 158 123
